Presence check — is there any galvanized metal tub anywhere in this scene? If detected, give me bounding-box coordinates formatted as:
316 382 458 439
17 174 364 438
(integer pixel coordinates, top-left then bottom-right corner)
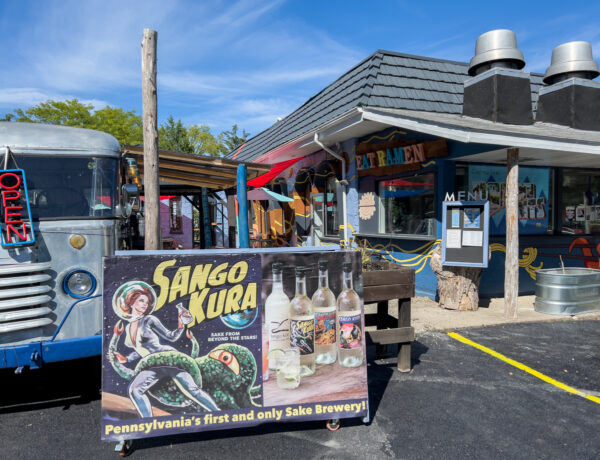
535 268 600 315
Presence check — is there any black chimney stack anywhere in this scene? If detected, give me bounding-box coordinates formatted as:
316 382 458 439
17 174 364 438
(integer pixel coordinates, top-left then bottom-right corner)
462 30 534 125
536 41 600 131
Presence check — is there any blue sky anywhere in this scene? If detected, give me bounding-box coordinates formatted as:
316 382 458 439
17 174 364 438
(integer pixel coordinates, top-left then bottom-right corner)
1 1 599 137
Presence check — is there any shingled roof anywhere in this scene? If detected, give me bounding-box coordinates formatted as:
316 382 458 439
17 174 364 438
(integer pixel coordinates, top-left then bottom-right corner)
228 49 544 162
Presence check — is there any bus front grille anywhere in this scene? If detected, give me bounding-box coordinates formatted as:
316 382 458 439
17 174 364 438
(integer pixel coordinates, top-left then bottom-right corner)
0 262 53 334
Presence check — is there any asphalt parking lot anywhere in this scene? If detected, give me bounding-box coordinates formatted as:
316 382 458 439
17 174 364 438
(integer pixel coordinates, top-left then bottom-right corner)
1 320 598 459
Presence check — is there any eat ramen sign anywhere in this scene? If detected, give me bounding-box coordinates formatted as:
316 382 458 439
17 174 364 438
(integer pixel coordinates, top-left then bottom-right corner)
0 169 35 247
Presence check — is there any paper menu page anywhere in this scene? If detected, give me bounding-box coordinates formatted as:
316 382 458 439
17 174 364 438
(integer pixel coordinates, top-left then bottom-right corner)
462 230 483 247
446 229 462 249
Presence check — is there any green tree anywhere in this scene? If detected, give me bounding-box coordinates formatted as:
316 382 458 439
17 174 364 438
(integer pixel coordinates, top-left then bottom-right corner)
158 116 194 153
219 124 250 152
90 106 143 145
11 99 94 127
187 124 227 157
3 98 143 145
3 99 251 156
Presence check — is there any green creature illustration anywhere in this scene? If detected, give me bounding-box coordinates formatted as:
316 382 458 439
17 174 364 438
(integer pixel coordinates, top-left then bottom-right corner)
109 321 261 411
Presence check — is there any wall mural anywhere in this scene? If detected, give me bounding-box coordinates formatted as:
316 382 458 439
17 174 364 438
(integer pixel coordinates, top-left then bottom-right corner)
468 164 550 235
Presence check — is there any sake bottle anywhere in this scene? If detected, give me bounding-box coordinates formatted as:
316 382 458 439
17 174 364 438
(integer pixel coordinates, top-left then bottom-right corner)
336 262 363 367
311 259 336 365
265 262 290 370
289 266 315 376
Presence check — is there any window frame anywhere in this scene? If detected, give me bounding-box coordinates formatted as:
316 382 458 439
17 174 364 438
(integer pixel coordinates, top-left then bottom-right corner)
559 167 600 236
323 175 339 237
376 170 437 238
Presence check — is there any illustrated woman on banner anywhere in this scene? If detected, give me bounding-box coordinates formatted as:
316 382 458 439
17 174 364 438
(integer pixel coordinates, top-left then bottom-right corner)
111 281 219 417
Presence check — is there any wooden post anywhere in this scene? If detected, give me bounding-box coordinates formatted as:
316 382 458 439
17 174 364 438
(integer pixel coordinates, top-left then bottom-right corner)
201 187 212 249
237 164 250 248
505 148 519 318
397 298 412 372
141 28 160 250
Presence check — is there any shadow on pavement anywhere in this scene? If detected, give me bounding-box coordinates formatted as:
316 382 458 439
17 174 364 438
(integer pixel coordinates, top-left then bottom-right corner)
0 356 101 414
410 340 430 368
363 339 428 423
0 342 438 453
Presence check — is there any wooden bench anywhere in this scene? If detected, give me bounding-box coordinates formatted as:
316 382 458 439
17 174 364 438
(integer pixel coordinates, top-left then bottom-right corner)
363 267 415 372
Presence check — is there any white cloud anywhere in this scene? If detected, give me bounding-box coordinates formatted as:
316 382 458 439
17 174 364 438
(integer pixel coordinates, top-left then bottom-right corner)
176 96 300 134
0 88 109 111
0 88 64 107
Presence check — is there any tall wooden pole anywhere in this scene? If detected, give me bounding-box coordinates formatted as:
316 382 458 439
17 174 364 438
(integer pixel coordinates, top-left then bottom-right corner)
141 29 160 250
237 164 250 248
505 147 519 318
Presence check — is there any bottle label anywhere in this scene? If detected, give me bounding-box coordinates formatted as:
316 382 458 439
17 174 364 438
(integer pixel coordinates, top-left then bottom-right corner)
338 310 362 350
269 316 290 349
314 307 336 346
290 315 314 355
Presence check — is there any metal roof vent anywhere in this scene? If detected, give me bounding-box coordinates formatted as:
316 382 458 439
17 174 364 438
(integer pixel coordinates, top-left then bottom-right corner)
543 41 599 84
537 41 600 131
468 29 525 76
463 30 533 124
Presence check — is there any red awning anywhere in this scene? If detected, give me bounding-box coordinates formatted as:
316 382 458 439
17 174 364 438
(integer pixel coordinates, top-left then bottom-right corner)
247 157 304 187
140 195 176 201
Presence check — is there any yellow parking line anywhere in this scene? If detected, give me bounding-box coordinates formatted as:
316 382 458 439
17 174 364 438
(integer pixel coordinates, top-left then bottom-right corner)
448 332 600 405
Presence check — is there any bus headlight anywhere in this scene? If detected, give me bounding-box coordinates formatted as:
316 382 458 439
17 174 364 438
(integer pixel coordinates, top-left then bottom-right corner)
63 270 96 298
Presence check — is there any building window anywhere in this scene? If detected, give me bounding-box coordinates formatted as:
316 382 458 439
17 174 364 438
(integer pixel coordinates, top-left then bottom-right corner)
378 172 435 236
325 175 338 236
561 169 600 235
169 196 183 233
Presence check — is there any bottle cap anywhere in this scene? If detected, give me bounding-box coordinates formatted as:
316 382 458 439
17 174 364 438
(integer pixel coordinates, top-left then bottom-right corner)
272 262 283 274
318 259 328 271
295 266 308 275
342 262 352 273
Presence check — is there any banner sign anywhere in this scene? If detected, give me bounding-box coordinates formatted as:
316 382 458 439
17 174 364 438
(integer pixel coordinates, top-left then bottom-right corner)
355 138 448 175
102 250 367 441
0 169 35 247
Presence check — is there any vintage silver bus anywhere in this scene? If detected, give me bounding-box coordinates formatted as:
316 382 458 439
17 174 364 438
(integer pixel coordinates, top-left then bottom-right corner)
0 122 138 371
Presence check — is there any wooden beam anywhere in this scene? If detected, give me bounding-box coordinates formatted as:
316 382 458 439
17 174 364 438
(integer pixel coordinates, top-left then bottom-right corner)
363 269 415 287
156 162 238 178
141 28 160 251
124 148 271 176
138 167 233 187
505 147 519 319
364 284 415 303
144 175 228 189
366 327 414 345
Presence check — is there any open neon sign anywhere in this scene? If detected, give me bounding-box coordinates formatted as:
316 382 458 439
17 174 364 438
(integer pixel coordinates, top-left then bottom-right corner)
0 169 35 247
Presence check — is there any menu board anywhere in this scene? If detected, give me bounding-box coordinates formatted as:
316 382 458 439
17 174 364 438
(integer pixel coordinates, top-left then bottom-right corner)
442 201 489 268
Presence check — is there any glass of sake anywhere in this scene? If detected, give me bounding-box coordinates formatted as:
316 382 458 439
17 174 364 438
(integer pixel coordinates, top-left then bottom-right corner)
276 348 301 390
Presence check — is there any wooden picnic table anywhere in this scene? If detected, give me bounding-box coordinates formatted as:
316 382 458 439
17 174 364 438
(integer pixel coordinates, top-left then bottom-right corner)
363 266 415 372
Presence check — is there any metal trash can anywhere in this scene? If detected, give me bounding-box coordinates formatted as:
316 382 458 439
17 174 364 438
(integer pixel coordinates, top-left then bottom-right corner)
535 267 600 315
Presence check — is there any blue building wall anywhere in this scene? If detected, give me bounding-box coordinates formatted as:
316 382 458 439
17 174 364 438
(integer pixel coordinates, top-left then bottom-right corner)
259 125 600 300
345 126 600 299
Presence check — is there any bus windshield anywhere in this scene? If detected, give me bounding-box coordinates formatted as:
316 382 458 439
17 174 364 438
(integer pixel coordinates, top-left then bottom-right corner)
16 156 118 219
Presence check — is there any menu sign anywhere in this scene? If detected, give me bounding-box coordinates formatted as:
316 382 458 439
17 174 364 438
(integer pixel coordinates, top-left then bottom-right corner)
0 169 35 247
442 201 490 268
